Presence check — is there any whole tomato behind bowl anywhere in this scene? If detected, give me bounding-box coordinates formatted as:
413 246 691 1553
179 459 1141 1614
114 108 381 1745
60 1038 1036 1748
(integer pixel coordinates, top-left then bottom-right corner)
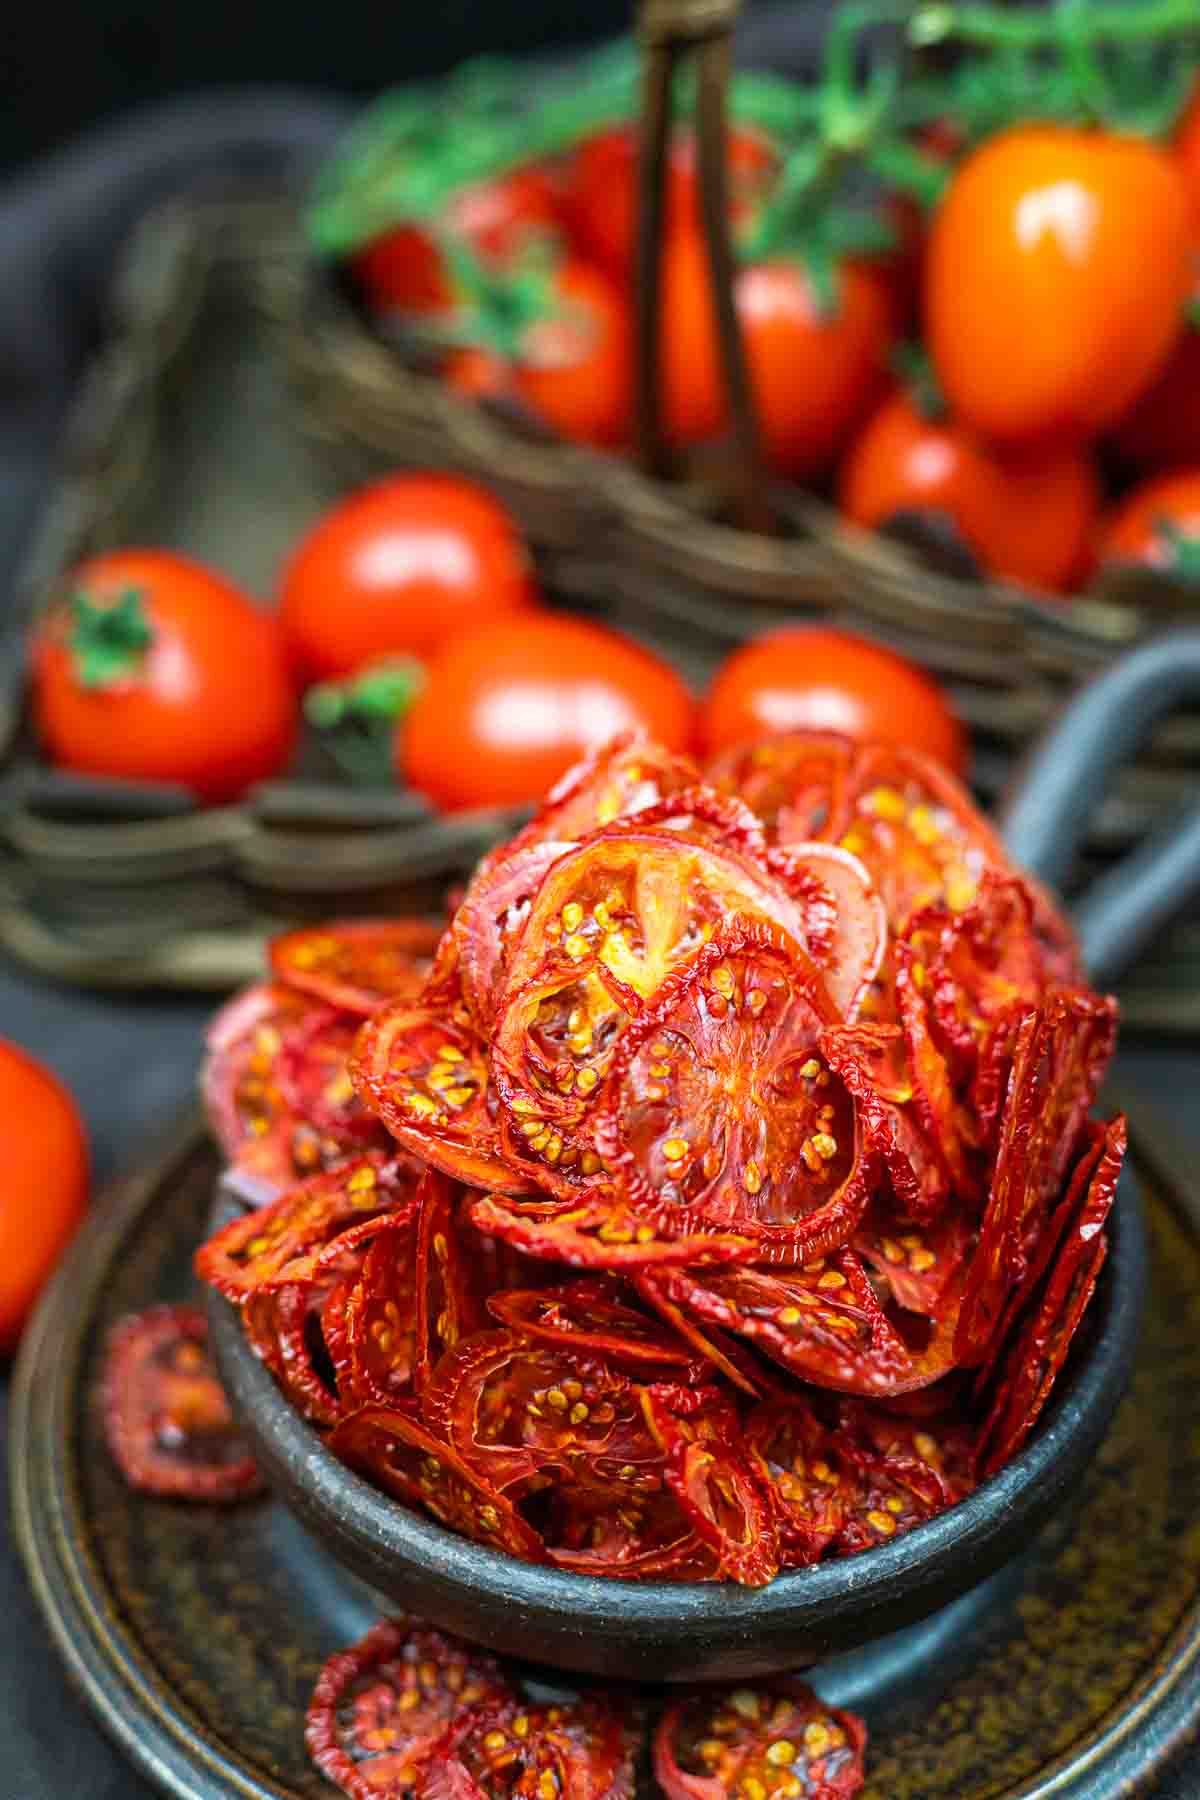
32 550 297 804
1100 469 1200 579
1109 261 1200 472
0 1040 88 1355
839 389 1099 593
280 474 536 682
925 124 1192 446
701 626 967 775
398 613 695 811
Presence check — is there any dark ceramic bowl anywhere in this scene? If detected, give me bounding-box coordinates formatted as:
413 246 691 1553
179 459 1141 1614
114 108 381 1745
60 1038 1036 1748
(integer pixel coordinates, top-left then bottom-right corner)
208 1172 1145 1684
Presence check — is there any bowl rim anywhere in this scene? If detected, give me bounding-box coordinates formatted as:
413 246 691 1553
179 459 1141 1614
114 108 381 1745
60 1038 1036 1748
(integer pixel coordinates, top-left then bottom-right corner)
207 1163 1145 1630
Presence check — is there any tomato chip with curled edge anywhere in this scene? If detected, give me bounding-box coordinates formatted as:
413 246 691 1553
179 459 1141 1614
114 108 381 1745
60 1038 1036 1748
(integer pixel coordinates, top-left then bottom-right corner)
468 1194 762 1271
270 918 441 1017
643 1388 780 1587
547 1490 717 1581
922 873 1053 1073
852 1196 971 1318
276 1005 391 1149
304 1617 516 1800
452 837 574 1033
351 1002 526 1194
765 842 886 1020
743 1399 849 1567
895 937 984 1206
424 1693 639 1800
706 730 856 843
102 1305 263 1501
837 1398 976 1505
330 1405 548 1561
821 1021 951 1224
342 1224 420 1410
974 1116 1124 1479
955 989 1118 1367
633 1274 790 1398
488 1279 710 1383
653 1677 868 1800
194 1154 417 1300
504 731 703 857
595 922 871 1256
269 1278 356 1425
413 1172 488 1408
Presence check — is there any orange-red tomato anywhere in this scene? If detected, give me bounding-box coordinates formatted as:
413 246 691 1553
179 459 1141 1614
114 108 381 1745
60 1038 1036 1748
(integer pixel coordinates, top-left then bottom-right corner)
0 1040 88 1354
1175 80 1200 233
565 124 775 282
352 167 560 316
701 626 967 774
280 475 536 681
399 614 695 810
925 126 1192 445
839 391 1100 592
33 551 297 803
659 236 893 480
1101 469 1200 571
1109 261 1200 471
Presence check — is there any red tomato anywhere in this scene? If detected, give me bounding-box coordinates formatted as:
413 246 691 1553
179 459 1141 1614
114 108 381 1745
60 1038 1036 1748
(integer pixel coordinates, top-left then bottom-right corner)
399 614 695 810
1175 80 1200 233
659 236 893 479
839 390 1100 592
925 126 1192 445
352 166 560 316
1101 469 1200 573
33 551 297 803
701 627 967 773
446 260 632 450
565 123 775 282
0 1041 88 1353
280 475 535 681
1109 260 1200 471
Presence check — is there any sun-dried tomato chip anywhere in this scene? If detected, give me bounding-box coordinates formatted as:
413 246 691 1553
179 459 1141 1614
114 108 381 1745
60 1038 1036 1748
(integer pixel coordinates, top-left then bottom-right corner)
488 1279 708 1382
654 1678 867 1800
413 1174 488 1406
452 839 574 1034
852 1197 970 1317
425 1694 638 1800
271 918 441 1017
304 1618 515 1800
342 1224 420 1410
643 1390 779 1587
101 1304 262 1501
469 1194 761 1271
744 1399 850 1566
707 730 856 843
276 1006 391 1148
352 1003 524 1193
820 1021 950 1223
506 731 702 856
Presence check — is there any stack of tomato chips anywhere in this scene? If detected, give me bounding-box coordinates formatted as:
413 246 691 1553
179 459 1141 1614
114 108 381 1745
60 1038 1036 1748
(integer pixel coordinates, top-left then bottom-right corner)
197 731 1125 1588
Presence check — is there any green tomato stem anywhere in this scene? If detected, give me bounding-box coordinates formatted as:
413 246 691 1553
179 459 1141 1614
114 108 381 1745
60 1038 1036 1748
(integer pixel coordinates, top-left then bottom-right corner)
67 589 155 690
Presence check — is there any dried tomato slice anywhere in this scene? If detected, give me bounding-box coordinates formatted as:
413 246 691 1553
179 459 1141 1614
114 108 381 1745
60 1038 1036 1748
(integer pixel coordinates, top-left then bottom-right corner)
330 1406 547 1560
504 731 702 855
838 1398 976 1506
632 1274 787 1398
974 1116 1124 1478
922 874 1051 1071
276 1006 392 1148
595 923 870 1259
469 1194 760 1271
820 1021 950 1223
452 839 574 1033
707 730 856 843
413 1173 488 1406
343 1226 420 1410
304 1618 515 1800
270 918 440 1016
424 1694 638 1800
194 1155 417 1300
269 1276 358 1426
643 1390 780 1587
653 1678 867 1800
488 1280 708 1382
955 989 1118 1367
547 1492 716 1581
767 843 886 1020
743 1400 850 1566
351 1003 524 1193
852 1198 970 1318
101 1305 262 1501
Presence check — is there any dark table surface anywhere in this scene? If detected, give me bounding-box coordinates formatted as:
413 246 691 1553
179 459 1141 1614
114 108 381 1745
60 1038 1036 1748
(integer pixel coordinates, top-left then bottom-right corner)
4 22 1200 1795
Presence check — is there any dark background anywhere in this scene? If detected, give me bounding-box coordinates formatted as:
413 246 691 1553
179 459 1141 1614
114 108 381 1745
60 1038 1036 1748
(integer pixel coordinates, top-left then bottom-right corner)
2 3 1199 1796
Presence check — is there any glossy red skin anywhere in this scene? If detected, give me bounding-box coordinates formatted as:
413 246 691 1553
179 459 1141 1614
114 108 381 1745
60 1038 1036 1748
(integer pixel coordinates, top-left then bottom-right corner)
0 1040 87 1353
926 126 1192 445
353 165 561 315
398 614 695 811
701 628 967 774
279 474 535 680
565 123 774 281
660 238 893 478
512 260 633 449
1109 259 1200 471
33 551 297 803
1175 80 1200 235
840 391 1100 593
1101 468 1200 569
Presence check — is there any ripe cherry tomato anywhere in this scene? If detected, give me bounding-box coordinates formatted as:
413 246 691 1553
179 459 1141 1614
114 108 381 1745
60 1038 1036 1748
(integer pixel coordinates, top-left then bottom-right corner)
398 614 694 810
33 551 297 803
659 236 893 479
565 123 775 282
1109 260 1200 471
1101 469 1200 575
701 627 967 774
352 166 560 316
0 1040 88 1353
446 260 632 450
1175 80 1200 233
280 475 535 681
925 126 1192 444
839 390 1099 592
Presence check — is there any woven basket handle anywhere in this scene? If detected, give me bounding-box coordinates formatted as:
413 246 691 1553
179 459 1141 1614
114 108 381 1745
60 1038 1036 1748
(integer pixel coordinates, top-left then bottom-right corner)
633 0 771 533
999 630 1200 988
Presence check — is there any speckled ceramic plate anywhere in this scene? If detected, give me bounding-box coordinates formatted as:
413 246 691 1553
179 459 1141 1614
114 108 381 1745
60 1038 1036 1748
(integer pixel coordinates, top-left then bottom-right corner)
12 1104 1200 1800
